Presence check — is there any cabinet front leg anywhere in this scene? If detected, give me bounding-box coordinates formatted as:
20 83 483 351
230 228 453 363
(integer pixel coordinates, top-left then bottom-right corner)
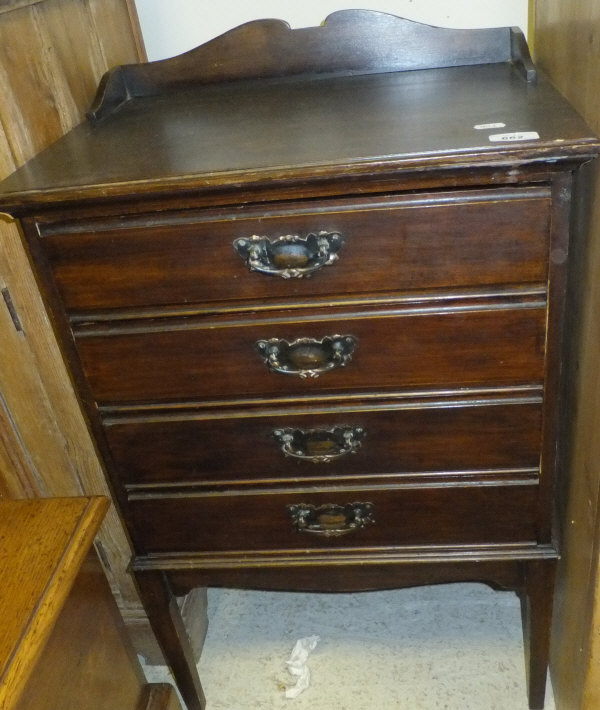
520 559 557 710
134 570 206 710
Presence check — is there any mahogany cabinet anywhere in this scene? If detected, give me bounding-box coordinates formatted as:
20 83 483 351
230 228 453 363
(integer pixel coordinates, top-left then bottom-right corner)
0 11 597 709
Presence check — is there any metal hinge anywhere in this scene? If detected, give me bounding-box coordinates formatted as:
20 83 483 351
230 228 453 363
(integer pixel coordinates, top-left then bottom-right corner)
1 287 23 333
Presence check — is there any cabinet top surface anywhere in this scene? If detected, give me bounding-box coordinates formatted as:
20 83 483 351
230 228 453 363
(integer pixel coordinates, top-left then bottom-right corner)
0 13 597 210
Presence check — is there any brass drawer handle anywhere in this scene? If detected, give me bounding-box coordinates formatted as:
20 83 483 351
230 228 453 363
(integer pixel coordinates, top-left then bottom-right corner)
287 502 375 537
233 232 344 278
273 426 365 463
256 335 357 378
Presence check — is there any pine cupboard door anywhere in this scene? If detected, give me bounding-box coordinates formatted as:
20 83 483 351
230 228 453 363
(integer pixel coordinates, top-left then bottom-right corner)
0 0 183 663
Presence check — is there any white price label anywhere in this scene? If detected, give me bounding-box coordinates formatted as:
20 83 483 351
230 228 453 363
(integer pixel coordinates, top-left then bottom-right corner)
488 131 540 142
473 122 506 130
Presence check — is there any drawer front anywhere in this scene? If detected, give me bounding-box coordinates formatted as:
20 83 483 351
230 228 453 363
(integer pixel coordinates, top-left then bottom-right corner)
77 306 546 404
39 189 550 312
106 400 542 486
128 484 539 553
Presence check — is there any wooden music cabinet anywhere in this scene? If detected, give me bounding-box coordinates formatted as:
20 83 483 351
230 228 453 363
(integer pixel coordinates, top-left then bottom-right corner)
0 12 597 710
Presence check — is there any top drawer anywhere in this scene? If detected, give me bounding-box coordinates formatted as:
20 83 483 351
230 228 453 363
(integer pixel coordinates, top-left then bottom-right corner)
36 187 551 313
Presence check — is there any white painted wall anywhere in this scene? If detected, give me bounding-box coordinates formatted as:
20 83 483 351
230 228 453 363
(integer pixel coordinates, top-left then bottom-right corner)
134 0 529 61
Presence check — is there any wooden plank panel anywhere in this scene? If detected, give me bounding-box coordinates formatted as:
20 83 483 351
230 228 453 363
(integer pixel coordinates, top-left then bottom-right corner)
0 116 36 499
88 0 145 69
0 0 152 653
0 1 45 15
533 0 600 122
124 0 147 62
532 2 600 708
0 391 38 498
0 5 65 163
32 0 107 120
0 222 145 615
0 237 77 497
0 120 17 176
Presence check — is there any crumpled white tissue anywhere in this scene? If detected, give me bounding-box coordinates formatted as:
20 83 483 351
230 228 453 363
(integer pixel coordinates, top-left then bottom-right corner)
284 635 320 699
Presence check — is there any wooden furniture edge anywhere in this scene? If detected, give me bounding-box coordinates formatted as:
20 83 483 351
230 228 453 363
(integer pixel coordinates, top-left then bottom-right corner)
0 0 45 16
0 496 109 708
88 10 535 122
139 683 183 710
531 3 600 708
131 543 560 573
124 0 148 63
4 146 598 213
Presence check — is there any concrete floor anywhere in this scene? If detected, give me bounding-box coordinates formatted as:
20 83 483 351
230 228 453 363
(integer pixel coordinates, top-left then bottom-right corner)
144 583 556 710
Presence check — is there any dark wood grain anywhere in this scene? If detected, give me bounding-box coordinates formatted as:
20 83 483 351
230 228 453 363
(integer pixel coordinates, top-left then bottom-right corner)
88 11 535 122
0 64 596 210
75 304 546 404
38 188 551 313
128 484 539 554
105 399 542 487
161 558 540 597
133 571 204 710
520 559 557 710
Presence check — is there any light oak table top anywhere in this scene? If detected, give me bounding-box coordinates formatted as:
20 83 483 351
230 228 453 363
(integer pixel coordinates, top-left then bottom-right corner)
0 496 108 709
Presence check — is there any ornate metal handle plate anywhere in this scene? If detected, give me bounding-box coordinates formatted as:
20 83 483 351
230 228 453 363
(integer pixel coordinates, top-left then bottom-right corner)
287 502 375 537
233 231 344 278
256 335 357 378
273 426 365 463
